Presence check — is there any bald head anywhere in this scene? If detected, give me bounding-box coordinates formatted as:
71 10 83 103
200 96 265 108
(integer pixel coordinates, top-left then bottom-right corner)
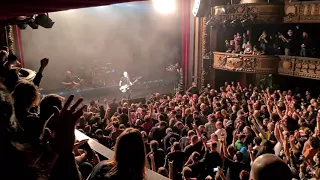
250 154 292 180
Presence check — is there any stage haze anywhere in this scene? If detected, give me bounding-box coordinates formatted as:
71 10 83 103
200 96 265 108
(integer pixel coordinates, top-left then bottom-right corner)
20 2 181 90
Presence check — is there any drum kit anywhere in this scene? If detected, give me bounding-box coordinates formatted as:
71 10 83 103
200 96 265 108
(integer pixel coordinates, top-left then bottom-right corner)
78 62 117 88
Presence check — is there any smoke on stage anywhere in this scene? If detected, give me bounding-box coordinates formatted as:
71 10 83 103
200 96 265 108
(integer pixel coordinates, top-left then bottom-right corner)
20 1 181 90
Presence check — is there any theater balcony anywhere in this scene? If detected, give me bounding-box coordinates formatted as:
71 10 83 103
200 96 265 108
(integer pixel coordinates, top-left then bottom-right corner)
279 55 320 80
284 1 320 23
213 52 279 74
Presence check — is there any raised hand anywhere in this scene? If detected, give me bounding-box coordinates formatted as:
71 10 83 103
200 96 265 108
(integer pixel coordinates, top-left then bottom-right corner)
49 95 87 153
73 139 88 150
40 58 49 68
192 123 198 130
149 152 154 160
92 151 100 165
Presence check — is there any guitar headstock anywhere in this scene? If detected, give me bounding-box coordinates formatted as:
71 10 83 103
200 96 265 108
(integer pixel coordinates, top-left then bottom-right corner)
135 76 142 80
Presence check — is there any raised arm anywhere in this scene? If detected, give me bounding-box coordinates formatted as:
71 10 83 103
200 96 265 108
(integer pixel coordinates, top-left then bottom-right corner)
33 58 49 87
48 95 87 180
253 118 268 140
169 161 173 180
149 153 156 172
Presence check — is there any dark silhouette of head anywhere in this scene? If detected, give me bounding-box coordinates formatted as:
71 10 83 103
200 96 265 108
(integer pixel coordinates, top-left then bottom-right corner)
12 80 39 113
40 94 64 122
107 128 146 179
250 154 292 180
0 83 17 134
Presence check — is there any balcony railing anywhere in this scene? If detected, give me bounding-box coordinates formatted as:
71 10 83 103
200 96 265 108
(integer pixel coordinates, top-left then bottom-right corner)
213 52 279 74
279 56 320 80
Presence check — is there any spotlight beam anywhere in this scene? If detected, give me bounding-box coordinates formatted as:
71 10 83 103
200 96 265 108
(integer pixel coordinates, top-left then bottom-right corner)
152 0 175 14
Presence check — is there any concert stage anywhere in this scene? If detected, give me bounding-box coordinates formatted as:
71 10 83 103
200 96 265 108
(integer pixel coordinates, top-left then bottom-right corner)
41 78 176 103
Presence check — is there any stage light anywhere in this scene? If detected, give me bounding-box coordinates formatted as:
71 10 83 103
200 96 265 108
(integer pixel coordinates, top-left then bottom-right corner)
152 0 175 14
192 0 201 17
28 19 39 29
192 0 210 17
17 24 28 30
35 14 55 28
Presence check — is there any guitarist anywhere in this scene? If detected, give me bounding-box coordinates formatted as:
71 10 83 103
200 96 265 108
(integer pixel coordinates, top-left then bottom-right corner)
62 71 80 91
119 71 132 99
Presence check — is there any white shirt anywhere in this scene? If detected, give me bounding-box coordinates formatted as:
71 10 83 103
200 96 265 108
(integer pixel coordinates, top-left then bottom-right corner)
215 128 227 141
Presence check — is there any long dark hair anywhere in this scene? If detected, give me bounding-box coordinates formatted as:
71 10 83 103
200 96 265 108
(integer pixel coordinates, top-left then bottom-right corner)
12 80 40 112
106 128 147 179
0 83 17 136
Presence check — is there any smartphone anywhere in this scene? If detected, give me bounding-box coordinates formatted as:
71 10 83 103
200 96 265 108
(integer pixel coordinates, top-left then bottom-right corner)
213 167 218 172
79 142 94 161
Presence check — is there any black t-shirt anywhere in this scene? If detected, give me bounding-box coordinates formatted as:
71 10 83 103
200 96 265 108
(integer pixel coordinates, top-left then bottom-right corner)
96 136 112 148
120 76 130 86
16 111 43 145
118 114 129 127
165 151 185 180
187 161 206 179
224 158 249 180
302 36 313 49
284 35 295 50
63 75 73 84
149 127 166 146
286 117 298 132
184 140 203 160
183 115 193 128
108 102 118 119
163 132 181 151
63 75 73 89
202 150 223 176
88 161 144 180
147 149 166 171
179 137 190 150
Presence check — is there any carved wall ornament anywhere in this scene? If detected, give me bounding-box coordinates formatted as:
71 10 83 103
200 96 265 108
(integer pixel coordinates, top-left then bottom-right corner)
279 56 320 80
211 3 284 26
284 1 320 23
213 52 278 74
218 55 227 66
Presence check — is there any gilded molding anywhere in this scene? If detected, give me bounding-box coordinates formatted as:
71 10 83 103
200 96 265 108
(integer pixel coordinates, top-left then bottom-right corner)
211 3 284 26
6 25 15 54
284 1 320 23
278 55 295 76
213 52 279 74
200 17 208 90
295 57 320 80
279 56 320 80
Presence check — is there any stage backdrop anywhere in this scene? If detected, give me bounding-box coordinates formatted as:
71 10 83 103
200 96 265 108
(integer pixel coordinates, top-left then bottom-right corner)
21 1 181 90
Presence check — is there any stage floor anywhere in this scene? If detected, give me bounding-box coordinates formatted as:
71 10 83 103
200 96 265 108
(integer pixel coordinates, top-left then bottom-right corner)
41 81 175 103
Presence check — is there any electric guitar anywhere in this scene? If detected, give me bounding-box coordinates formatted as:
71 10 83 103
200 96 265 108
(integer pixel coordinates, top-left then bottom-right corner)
119 76 142 93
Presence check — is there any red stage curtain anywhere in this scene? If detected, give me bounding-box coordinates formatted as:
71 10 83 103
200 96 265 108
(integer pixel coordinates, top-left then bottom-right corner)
0 0 145 20
181 0 190 90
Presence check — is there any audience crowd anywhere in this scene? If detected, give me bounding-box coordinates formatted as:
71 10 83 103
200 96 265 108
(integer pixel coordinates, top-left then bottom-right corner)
225 27 315 57
0 49 319 180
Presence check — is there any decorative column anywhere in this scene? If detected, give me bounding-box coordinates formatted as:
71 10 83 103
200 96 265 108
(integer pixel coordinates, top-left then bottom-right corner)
200 16 207 90
5 25 15 54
